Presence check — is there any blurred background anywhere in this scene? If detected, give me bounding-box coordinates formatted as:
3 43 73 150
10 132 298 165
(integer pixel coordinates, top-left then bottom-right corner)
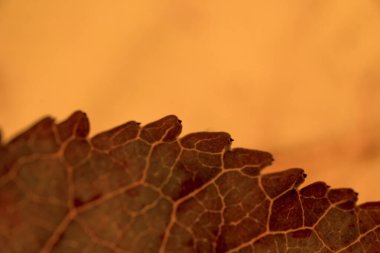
0 0 379 203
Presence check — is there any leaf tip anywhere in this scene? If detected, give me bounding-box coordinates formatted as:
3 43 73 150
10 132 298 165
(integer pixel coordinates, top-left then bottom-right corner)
57 110 90 141
140 115 182 143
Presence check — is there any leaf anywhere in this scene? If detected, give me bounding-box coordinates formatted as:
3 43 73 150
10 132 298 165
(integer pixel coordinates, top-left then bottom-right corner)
0 111 379 253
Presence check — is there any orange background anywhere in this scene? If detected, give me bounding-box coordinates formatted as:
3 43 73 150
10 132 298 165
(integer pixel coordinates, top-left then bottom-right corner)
0 1 379 203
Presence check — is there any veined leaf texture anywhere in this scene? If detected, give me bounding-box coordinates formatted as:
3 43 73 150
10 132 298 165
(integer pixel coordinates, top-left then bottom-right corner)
0 112 379 253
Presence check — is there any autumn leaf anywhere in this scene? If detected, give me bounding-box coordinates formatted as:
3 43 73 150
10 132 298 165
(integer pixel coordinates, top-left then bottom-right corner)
0 111 379 253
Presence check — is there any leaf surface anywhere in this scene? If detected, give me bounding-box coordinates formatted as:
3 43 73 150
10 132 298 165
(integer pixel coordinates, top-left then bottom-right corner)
0 111 379 253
